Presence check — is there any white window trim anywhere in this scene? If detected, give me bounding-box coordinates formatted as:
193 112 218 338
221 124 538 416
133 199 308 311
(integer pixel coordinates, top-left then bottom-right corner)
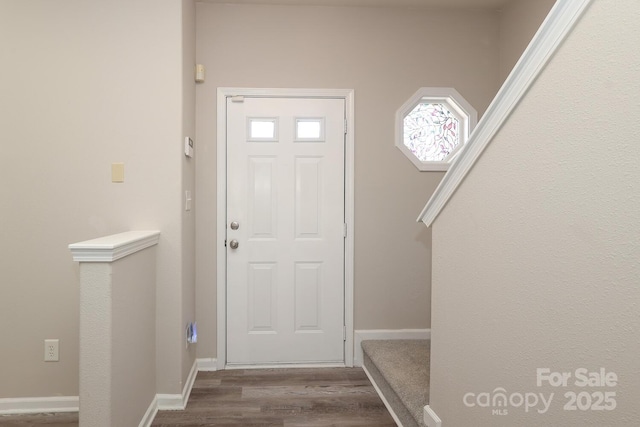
395 87 477 172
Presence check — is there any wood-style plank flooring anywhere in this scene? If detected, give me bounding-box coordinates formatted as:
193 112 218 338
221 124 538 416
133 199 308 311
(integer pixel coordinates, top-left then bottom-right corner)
153 368 395 426
0 368 395 427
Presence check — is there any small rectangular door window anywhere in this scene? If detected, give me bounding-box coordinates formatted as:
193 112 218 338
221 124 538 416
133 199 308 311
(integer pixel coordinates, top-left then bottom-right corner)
247 118 279 142
295 118 325 142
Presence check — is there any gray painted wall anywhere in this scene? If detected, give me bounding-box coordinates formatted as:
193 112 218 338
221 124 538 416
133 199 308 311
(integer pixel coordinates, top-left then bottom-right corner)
499 0 556 82
0 0 195 399
194 2 503 360
0 0 546 402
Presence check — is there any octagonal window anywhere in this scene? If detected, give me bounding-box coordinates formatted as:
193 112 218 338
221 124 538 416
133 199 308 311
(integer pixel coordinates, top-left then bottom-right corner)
404 103 460 162
396 88 477 171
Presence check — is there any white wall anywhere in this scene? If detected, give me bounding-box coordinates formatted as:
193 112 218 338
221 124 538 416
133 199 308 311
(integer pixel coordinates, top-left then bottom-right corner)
194 3 502 359
0 0 195 400
77 246 157 426
430 1 640 425
499 0 556 82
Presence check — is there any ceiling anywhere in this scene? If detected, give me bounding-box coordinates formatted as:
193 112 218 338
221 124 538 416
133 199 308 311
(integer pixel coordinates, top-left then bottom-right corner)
198 0 512 9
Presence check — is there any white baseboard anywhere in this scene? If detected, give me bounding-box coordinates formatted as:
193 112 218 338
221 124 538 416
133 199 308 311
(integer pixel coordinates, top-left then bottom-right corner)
424 405 442 427
154 393 181 411
0 396 79 415
196 357 218 372
354 329 430 367
0 359 207 420
157 358 198 410
362 364 404 427
225 362 345 370
138 395 158 427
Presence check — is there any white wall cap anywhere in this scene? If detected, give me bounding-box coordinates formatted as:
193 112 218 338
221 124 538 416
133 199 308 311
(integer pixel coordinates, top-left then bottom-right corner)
69 230 161 262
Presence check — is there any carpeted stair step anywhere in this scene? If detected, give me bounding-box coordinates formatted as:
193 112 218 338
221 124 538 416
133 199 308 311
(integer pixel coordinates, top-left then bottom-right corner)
361 339 430 427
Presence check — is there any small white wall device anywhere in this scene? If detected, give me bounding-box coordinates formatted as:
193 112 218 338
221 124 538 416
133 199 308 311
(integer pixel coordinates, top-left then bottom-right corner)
195 64 205 83
184 137 194 158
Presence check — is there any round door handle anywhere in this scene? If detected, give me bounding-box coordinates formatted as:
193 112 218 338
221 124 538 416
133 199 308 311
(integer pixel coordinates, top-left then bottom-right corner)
230 221 239 230
229 239 239 249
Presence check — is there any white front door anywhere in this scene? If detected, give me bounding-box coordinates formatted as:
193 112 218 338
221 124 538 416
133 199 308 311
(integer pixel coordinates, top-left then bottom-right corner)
226 96 346 365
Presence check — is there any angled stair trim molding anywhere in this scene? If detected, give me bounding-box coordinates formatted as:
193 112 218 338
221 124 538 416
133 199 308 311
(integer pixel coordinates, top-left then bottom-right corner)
361 365 405 427
418 0 594 227
424 405 442 427
69 230 161 262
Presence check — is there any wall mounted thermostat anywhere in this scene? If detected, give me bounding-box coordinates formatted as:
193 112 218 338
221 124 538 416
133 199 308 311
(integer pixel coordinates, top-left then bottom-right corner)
184 137 194 158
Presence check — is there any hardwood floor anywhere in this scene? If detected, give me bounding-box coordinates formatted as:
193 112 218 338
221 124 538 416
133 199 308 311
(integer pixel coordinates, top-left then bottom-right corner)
153 368 395 426
0 368 395 427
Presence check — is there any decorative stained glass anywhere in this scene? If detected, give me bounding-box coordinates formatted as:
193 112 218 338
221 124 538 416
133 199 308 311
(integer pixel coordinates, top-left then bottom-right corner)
403 103 460 162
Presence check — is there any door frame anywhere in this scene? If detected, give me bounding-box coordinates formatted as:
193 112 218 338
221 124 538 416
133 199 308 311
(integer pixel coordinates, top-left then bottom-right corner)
216 88 355 369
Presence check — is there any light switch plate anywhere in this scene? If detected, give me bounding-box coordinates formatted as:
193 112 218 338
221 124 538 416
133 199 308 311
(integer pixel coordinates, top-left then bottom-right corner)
111 163 124 183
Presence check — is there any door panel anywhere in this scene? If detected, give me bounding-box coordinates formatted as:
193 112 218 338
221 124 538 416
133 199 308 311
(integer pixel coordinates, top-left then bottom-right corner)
226 97 345 365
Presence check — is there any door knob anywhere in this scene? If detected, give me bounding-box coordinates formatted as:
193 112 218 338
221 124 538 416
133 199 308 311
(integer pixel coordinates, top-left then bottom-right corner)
230 221 239 230
229 239 239 249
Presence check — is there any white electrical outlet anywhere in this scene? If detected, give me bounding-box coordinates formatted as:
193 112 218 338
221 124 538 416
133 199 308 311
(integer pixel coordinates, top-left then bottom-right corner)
45 339 59 362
